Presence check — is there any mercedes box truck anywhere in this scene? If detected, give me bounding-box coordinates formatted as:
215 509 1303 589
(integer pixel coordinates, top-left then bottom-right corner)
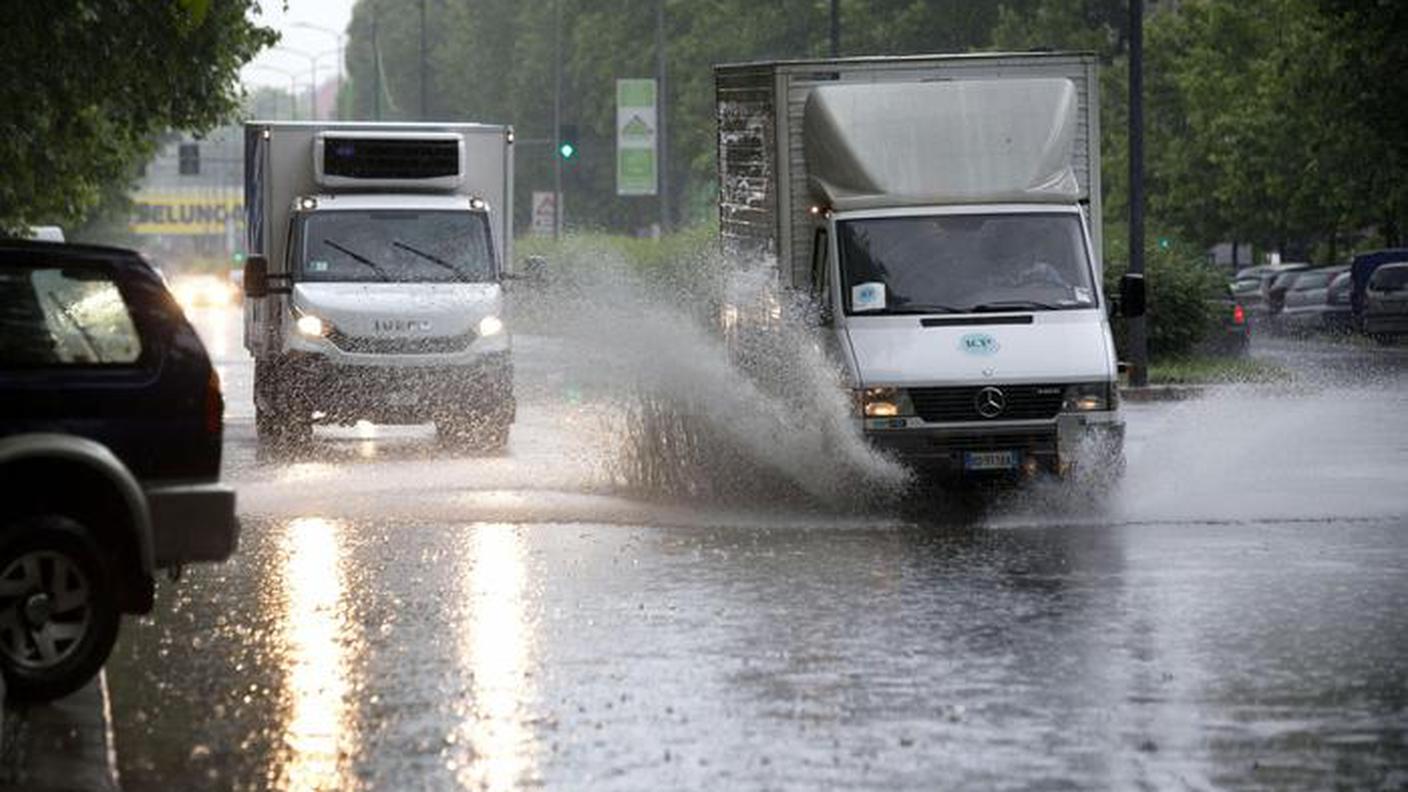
716 53 1140 480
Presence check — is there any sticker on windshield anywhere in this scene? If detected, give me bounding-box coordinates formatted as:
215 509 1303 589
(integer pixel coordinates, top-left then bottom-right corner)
1073 287 1092 303
852 281 886 312
309 260 330 272
959 332 1001 356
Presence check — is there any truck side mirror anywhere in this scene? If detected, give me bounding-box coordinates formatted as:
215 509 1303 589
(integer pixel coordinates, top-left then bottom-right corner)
244 255 269 299
1119 273 1146 319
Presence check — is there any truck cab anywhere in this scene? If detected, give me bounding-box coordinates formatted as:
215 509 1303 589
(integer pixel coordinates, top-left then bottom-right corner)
243 123 515 448
812 203 1122 478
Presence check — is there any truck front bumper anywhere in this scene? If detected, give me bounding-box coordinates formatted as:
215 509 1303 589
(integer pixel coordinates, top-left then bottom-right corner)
146 483 240 568
274 350 515 424
864 412 1124 476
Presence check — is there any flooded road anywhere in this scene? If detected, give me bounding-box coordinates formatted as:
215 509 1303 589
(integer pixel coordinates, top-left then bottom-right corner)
106 308 1408 790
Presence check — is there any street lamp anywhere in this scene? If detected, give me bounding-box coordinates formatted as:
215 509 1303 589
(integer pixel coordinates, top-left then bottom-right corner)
269 45 341 120
245 65 304 120
292 22 347 120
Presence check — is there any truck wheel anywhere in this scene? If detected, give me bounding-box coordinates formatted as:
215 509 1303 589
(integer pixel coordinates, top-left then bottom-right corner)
254 360 313 448
256 403 313 447
0 516 121 703
435 415 510 451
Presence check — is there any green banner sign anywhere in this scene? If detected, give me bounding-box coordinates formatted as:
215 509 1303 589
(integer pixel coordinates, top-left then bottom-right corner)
616 78 658 196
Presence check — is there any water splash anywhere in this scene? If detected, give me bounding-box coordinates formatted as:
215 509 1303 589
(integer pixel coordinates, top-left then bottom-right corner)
512 236 910 508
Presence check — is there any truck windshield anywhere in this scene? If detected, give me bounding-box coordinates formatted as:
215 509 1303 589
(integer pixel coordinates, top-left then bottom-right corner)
298 210 494 283
837 213 1097 315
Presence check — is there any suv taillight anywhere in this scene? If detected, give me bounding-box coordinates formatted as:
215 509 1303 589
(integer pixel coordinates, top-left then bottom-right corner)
1233 304 1246 325
205 368 223 435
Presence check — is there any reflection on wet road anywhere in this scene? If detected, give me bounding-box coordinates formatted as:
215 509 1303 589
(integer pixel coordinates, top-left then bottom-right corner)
105 308 1408 790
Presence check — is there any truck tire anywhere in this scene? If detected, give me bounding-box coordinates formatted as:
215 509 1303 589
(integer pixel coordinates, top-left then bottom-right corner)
435 414 510 452
254 361 313 448
0 515 121 702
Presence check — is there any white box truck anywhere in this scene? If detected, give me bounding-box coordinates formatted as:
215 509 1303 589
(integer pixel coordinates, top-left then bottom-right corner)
242 121 516 447
716 53 1141 480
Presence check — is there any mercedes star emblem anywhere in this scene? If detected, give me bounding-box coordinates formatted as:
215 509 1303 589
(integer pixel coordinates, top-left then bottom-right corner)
975 386 1006 418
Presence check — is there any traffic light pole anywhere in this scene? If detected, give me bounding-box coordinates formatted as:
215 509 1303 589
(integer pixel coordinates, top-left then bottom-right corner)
1128 0 1149 386
552 0 563 239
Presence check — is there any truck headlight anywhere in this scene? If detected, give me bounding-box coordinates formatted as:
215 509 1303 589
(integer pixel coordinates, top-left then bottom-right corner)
296 314 328 338
1062 382 1116 412
857 387 915 418
478 315 504 337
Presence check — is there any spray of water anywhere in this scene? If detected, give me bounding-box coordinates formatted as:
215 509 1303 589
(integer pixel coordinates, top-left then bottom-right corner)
512 236 910 509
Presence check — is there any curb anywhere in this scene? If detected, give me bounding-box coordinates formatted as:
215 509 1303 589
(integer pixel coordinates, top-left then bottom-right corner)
1120 384 1208 402
0 672 120 791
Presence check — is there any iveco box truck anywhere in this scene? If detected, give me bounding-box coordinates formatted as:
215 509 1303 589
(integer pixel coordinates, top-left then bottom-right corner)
243 122 515 448
717 53 1139 480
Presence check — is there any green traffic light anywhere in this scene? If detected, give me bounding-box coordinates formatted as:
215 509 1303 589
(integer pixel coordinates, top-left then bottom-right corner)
559 142 576 160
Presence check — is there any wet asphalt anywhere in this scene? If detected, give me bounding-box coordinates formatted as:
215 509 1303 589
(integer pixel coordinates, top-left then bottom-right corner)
104 309 1408 791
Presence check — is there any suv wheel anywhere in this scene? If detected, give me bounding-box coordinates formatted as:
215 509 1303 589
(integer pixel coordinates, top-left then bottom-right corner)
0 516 121 702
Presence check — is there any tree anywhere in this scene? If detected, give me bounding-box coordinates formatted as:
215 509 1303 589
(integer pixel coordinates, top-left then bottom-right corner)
0 0 276 233
342 0 1004 233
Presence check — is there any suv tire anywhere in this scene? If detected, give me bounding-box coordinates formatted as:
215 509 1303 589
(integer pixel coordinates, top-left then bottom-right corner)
0 515 121 702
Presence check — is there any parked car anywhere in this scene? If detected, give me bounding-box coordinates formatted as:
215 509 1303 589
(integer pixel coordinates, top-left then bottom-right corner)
0 239 238 701
1363 262 1408 343
1230 274 1270 320
1264 264 1312 318
1201 295 1251 356
1323 271 1355 331
1280 266 1349 332
1350 248 1408 332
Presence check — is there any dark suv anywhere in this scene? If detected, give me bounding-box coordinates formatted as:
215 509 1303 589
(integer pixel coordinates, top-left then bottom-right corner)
0 240 238 701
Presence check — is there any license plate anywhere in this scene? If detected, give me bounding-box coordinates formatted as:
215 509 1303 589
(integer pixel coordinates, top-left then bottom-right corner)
963 450 1020 471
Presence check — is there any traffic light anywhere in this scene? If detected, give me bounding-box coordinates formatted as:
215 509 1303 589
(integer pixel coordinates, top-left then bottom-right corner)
178 142 200 175
558 124 578 161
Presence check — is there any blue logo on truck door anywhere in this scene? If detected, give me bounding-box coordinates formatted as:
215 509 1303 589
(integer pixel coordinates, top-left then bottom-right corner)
959 333 1000 356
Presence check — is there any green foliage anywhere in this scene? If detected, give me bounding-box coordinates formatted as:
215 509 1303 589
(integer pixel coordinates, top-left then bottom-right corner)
1148 355 1291 385
343 0 1007 233
0 1 276 232
1103 227 1228 358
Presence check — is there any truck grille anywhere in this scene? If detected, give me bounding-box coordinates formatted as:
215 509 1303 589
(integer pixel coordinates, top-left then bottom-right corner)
909 385 1064 422
327 329 474 355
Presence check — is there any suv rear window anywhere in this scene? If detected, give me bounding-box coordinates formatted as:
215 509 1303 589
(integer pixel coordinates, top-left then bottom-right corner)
0 265 142 366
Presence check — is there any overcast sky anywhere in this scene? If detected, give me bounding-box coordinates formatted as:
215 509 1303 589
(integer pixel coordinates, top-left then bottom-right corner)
240 0 357 91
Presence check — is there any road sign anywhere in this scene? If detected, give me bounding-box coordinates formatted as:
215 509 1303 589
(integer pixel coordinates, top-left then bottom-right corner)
531 191 558 236
616 78 657 196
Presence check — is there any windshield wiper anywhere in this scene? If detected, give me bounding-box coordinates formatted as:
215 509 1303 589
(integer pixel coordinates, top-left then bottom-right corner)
323 239 392 282
392 240 466 281
968 300 1066 312
881 304 965 315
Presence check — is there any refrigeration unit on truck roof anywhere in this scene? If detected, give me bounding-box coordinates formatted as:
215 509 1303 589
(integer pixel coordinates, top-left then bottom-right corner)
314 131 466 191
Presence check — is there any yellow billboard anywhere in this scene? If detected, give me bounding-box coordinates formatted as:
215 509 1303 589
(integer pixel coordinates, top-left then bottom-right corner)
131 193 243 236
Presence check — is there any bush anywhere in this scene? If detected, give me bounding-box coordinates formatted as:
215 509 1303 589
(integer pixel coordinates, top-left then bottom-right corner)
1102 229 1227 359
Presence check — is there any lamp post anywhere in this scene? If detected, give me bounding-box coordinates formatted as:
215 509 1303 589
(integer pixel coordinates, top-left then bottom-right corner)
291 22 347 120
245 65 303 120
269 45 341 120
